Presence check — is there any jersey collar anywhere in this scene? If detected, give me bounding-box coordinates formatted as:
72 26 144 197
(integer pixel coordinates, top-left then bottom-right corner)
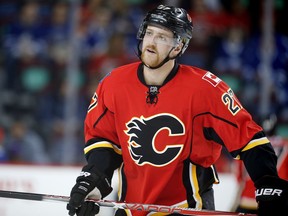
137 62 180 87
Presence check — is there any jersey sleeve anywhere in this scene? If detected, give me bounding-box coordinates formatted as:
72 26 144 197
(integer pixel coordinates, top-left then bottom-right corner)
84 77 122 157
190 72 268 167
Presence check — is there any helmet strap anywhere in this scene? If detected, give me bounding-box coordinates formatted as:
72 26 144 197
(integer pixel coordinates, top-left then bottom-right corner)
137 41 180 70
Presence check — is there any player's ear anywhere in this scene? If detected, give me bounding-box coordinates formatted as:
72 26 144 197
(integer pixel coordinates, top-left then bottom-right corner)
171 43 183 57
174 44 182 52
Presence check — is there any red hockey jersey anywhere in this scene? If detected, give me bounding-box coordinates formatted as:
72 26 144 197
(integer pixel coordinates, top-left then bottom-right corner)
84 62 267 216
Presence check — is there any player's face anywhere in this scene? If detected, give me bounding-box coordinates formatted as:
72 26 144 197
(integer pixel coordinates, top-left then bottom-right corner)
141 25 178 68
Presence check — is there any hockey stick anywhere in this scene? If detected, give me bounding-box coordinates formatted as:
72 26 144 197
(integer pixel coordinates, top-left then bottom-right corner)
0 190 256 216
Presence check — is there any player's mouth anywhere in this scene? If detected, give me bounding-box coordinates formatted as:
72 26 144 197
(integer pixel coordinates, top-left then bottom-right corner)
144 45 157 53
146 48 156 54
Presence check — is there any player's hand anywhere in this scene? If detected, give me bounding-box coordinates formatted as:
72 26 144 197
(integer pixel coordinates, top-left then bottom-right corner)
67 201 100 216
255 175 288 216
66 164 113 216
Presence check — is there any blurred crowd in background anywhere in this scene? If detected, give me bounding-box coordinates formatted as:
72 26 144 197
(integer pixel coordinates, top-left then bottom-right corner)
0 0 287 168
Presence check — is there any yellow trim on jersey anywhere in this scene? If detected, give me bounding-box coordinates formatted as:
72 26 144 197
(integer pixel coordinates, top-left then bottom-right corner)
190 164 202 209
117 163 123 200
124 209 132 216
235 137 270 159
84 141 122 155
242 137 269 152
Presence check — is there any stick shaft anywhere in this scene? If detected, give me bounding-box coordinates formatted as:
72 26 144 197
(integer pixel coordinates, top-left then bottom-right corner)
0 190 255 216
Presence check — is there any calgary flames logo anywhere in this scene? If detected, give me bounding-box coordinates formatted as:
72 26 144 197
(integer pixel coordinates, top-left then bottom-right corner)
125 114 185 167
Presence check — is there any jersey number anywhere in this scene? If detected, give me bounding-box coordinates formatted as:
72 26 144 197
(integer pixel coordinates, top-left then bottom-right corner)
222 89 242 115
87 93 98 112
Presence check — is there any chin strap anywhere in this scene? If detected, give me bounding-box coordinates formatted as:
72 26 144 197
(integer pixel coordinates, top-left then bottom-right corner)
137 41 179 70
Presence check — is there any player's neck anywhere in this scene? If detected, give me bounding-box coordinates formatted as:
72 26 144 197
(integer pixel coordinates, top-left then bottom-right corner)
143 60 175 85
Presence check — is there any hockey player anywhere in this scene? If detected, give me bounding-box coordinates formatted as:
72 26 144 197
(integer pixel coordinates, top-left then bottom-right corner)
67 4 288 216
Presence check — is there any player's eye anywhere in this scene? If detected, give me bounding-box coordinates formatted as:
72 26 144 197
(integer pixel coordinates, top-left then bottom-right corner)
145 30 153 36
158 35 167 41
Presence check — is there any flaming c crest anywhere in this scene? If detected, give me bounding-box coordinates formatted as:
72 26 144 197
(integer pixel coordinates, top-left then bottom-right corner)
125 114 185 167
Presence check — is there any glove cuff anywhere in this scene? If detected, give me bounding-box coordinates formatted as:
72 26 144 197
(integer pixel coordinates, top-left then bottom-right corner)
255 175 288 202
78 164 113 198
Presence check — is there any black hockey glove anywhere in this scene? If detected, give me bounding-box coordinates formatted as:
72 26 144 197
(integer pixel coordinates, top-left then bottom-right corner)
66 164 113 216
255 175 288 216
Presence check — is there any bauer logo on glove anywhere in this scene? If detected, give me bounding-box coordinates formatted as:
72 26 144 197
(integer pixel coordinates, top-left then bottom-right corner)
256 188 283 197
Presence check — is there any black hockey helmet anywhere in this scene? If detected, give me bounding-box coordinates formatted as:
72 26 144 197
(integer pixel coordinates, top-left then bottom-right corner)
137 5 193 55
